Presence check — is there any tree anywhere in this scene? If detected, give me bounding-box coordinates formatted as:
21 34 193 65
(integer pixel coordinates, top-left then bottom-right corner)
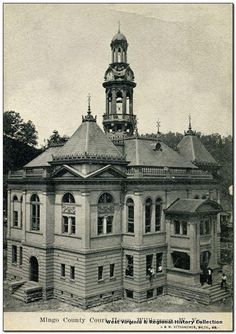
47 130 69 147
3 111 38 146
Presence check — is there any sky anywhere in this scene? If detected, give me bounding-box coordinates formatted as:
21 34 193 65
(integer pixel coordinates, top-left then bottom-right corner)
4 3 232 146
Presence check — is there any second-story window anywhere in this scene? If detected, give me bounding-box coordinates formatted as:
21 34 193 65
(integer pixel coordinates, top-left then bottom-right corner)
145 198 152 233
127 198 134 233
31 194 40 231
174 220 187 236
155 198 162 231
97 193 114 235
62 193 76 235
13 195 18 227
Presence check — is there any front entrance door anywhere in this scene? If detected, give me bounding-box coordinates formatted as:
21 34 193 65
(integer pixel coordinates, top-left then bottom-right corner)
29 256 39 282
200 251 211 284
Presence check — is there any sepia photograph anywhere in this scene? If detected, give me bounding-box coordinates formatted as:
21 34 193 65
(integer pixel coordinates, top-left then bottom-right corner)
3 2 233 331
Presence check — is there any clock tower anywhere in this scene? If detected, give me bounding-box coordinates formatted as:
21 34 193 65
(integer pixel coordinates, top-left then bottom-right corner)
103 27 136 136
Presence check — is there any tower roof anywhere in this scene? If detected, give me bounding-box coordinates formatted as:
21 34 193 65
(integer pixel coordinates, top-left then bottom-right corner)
177 133 217 165
53 116 124 163
124 137 196 168
112 32 127 42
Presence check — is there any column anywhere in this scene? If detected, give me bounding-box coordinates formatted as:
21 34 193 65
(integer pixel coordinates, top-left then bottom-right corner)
122 90 127 115
189 221 200 273
106 93 109 114
151 202 155 232
134 192 143 245
81 192 91 249
129 94 133 115
111 89 116 114
7 190 11 238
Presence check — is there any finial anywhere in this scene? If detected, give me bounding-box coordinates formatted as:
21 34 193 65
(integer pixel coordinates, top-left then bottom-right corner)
118 21 120 33
87 93 91 114
188 114 192 131
156 118 161 134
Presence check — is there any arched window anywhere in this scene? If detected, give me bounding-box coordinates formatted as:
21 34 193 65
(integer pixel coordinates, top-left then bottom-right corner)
117 47 122 62
13 195 18 227
62 193 76 234
62 193 75 203
31 194 40 231
97 193 114 235
155 198 162 231
127 198 134 233
145 198 152 233
116 91 123 113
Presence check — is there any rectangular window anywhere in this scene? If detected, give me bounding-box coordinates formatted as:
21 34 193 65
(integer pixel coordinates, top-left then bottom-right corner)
12 245 17 263
174 221 180 234
146 254 153 275
63 216 69 233
19 247 23 265
156 253 163 273
155 204 161 231
205 220 210 234
97 217 104 235
127 206 134 233
125 255 133 277
32 204 40 231
110 263 115 277
157 286 163 296
106 216 113 234
71 217 76 234
147 289 154 299
126 289 133 299
70 266 75 280
200 221 204 235
145 205 152 233
172 251 190 270
61 264 65 277
182 221 187 235
98 266 103 280
13 211 18 227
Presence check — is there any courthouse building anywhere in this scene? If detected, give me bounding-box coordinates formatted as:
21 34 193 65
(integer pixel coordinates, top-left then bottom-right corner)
7 29 228 308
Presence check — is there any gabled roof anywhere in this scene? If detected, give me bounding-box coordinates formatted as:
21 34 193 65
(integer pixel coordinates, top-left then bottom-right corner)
165 198 222 215
177 134 217 165
54 119 124 162
124 138 197 169
24 146 62 168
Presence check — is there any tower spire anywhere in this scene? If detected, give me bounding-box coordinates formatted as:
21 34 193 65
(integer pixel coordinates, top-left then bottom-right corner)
188 113 192 131
87 93 91 114
118 21 121 33
156 118 161 135
82 93 96 122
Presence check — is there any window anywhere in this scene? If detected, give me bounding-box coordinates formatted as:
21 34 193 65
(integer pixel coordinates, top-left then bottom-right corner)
13 196 18 227
19 247 23 265
62 193 75 203
62 193 76 235
110 264 115 278
97 193 114 235
205 219 210 234
155 198 162 231
171 251 190 270
125 255 133 277
147 289 154 299
174 220 188 235
70 266 75 280
126 290 133 298
156 253 163 273
127 198 134 233
61 264 65 277
182 221 187 235
200 217 212 235
12 245 17 263
63 216 69 233
157 287 163 296
145 198 152 233
31 194 40 231
98 266 103 280
174 221 180 234
146 254 153 275
200 220 204 235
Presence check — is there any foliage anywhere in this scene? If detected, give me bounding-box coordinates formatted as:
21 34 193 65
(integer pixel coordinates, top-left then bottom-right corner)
3 111 38 146
47 130 69 147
